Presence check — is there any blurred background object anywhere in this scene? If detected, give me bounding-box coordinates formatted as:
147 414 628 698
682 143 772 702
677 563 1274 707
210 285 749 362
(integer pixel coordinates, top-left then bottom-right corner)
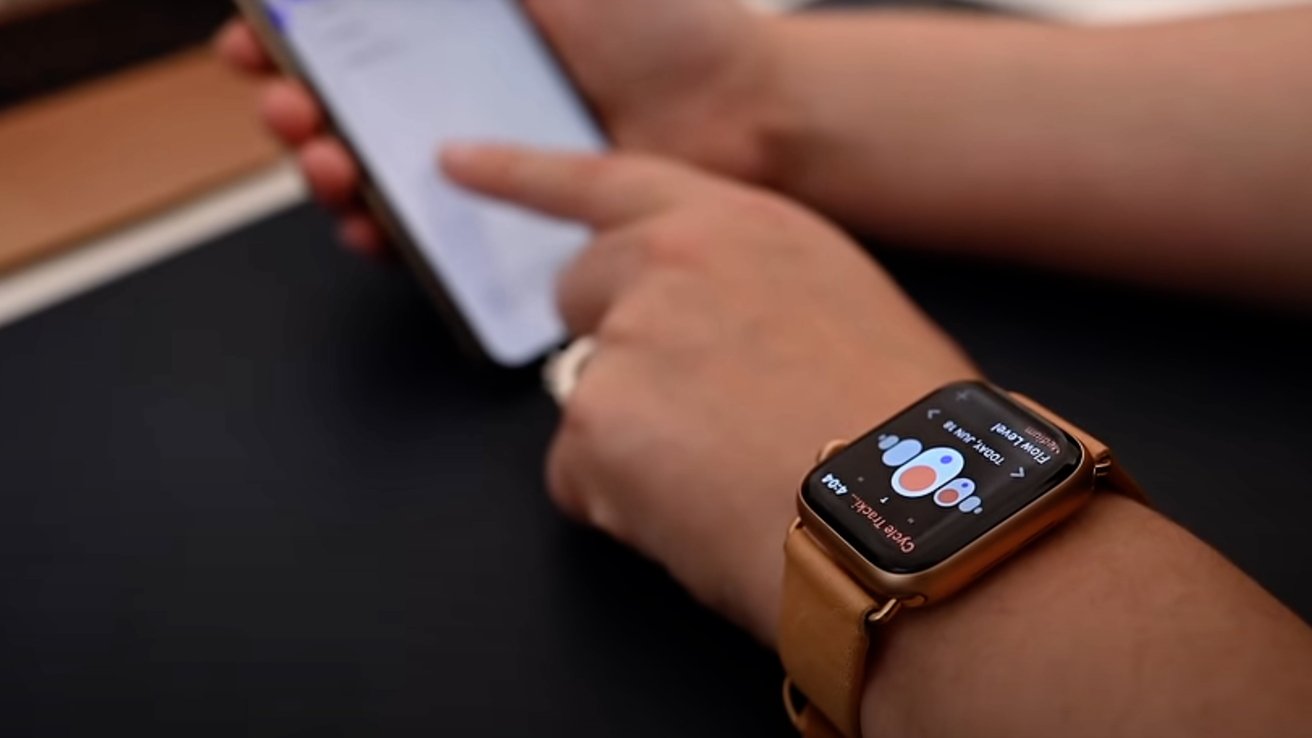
1 0 1309 317
0 0 278 287
0 0 231 108
0 0 86 24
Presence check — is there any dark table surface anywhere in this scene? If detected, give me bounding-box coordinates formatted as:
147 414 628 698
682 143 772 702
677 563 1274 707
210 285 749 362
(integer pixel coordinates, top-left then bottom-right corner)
1 203 1308 736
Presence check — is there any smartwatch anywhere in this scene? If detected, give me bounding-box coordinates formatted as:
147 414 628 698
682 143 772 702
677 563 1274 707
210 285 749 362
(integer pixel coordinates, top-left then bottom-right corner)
778 380 1142 738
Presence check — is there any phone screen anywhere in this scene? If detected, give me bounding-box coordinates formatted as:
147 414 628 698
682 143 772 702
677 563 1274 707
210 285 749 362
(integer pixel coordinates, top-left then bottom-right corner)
260 0 605 366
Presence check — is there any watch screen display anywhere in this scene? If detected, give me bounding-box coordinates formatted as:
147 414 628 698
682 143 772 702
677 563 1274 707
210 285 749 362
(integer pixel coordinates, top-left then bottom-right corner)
802 382 1083 574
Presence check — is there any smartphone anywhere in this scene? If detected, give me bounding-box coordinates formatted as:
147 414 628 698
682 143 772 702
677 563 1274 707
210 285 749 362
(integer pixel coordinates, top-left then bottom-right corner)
234 0 607 367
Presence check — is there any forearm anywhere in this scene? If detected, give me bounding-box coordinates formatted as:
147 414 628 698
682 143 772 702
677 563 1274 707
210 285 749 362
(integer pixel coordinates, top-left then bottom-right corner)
752 9 1312 302
859 494 1312 738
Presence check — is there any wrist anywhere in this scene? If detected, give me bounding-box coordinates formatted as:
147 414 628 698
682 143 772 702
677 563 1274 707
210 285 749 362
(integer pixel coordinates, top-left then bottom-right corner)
747 15 812 194
748 13 1078 241
698 12 800 187
858 494 1156 737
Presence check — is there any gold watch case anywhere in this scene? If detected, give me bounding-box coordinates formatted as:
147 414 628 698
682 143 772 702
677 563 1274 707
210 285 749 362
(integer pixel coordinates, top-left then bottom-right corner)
796 385 1114 607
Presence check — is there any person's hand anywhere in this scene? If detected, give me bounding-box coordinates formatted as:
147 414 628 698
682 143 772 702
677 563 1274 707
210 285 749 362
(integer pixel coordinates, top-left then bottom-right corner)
213 0 776 255
440 144 977 644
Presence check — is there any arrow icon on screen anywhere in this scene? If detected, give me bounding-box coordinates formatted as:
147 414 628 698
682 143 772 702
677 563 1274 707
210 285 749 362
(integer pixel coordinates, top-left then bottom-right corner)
1010 468 1026 479
927 409 942 419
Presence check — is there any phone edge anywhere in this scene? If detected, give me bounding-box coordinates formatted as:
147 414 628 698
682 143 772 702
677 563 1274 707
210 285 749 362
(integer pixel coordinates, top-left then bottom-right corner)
231 0 584 370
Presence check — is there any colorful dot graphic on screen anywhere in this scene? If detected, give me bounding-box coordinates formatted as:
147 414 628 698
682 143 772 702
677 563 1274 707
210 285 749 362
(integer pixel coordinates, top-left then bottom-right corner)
900 466 938 493
892 447 965 499
934 479 978 511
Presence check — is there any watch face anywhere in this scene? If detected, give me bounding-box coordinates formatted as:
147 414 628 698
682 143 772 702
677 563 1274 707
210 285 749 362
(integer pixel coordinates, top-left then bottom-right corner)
802 382 1083 575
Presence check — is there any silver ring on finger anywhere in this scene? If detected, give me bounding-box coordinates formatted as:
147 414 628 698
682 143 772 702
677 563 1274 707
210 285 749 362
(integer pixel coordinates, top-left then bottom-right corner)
543 336 598 406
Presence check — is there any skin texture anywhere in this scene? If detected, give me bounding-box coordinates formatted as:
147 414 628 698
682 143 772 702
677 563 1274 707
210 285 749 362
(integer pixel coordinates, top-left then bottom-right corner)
215 5 1312 736
758 10 1312 304
213 0 772 254
863 494 1312 738
439 144 976 640
217 3 1312 303
443 144 1312 738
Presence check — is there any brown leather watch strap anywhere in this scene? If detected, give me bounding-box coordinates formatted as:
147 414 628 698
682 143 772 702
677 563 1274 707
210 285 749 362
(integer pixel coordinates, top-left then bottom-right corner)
780 522 898 738
780 391 1146 738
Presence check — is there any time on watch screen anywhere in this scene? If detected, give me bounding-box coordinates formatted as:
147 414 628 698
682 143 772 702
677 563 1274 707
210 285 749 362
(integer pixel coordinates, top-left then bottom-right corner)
803 382 1082 574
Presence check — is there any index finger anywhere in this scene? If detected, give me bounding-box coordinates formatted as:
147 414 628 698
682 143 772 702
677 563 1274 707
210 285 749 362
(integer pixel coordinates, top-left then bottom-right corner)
439 145 703 227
